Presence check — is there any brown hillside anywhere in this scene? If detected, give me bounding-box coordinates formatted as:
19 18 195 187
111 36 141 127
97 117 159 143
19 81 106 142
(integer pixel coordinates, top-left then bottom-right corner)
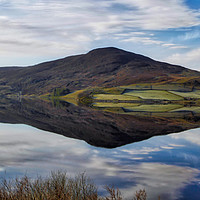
0 47 199 95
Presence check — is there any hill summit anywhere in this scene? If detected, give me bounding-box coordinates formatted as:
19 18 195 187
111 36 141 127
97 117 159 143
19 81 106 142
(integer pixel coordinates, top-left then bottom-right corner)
0 47 200 95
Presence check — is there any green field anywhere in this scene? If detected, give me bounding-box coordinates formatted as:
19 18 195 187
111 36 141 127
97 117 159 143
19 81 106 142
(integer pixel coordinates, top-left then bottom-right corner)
93 102 140 108
123 90 183 100
89 87 200 115
170 90 200 98
122 104 183 112
93 89 200 101
93 105 200 117
61 86 200 111
120 84 193 91
120 110 199 118
93 94 141 101
93 102 184 113
93 104 200 114
172 106 200 113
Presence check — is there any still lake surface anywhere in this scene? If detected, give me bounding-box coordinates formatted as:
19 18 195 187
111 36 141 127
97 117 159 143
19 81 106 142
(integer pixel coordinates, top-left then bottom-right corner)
0 98 200 199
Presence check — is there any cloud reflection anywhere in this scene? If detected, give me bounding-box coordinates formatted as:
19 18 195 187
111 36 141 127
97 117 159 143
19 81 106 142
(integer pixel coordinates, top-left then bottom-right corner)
120 163 199 200
0 123 199 199
171 129 200 146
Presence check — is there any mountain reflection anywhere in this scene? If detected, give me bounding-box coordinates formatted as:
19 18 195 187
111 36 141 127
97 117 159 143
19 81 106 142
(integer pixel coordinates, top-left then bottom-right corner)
0 97 200 148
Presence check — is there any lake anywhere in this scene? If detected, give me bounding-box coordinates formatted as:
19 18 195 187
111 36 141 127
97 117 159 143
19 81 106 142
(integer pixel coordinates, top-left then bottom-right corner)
0 97 200 200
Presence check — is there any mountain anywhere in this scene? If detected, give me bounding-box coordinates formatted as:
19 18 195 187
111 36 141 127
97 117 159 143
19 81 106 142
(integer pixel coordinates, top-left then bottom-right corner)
0 47 200 95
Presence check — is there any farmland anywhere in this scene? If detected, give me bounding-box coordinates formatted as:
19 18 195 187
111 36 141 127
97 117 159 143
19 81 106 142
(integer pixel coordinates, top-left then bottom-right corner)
61 85 200 111
93 103 183 112
93 94 140 101
120 83 195 91
123 90 183 100
170 90 200 99
122 104 183 112
93 102 140 108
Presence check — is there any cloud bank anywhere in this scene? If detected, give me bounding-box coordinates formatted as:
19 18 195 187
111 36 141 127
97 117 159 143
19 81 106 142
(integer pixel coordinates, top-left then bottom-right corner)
0 0 200 69
166 48 200 70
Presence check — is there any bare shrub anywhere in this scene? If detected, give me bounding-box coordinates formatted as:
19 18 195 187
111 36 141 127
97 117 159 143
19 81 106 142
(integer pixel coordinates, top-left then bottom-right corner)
0 171 97 200
104 186 122 200
133 189 147 200
0 172 151 200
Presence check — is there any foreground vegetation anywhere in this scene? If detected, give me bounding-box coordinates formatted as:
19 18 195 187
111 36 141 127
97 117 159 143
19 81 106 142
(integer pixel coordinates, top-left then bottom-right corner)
0 171 148 200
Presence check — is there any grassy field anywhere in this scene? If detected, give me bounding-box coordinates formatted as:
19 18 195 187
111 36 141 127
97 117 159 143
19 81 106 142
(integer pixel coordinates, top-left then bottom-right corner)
60 85 200 109
92 102 184 113
120 83 193 91
92 101 200 115
120 111 198 118
92 104 200 116
170 90 200 98
123 90 183 100
93 94 141 101
93 102 140 108
172 106 200 113
122 104 183 112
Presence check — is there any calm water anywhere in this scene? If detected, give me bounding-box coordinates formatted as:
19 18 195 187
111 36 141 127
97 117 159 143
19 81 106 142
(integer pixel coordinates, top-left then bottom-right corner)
0 122 200 200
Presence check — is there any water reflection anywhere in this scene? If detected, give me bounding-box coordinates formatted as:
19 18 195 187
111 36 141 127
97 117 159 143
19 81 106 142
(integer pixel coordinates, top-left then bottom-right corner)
0 97 200 148
0 123 199 200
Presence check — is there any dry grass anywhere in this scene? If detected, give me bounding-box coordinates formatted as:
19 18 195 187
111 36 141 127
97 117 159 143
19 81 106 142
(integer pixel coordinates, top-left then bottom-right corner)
61 89 85 105
0 172 97 200
104 186 123 200
174 76 199 83
103 87 124 95
0 172 149 200
134 189 147 200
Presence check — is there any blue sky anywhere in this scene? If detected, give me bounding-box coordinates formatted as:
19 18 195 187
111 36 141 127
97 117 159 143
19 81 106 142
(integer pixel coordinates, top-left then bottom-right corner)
0 0 200 70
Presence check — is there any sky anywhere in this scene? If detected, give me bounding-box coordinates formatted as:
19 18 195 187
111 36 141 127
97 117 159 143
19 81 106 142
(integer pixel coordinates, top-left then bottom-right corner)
0 0 200 71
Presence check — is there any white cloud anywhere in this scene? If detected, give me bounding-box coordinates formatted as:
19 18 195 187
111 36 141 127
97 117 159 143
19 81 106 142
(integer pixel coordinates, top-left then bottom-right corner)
113 0 200 30
162 43 188 49
179 30 200 40
0 0 199 67
166 48 200 71
122 36 163 45
113 31 164 46
169 45 188 49
162 43 175 47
